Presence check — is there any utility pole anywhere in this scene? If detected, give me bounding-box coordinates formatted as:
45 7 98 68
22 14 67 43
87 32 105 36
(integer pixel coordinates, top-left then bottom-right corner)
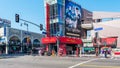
95 32 99 57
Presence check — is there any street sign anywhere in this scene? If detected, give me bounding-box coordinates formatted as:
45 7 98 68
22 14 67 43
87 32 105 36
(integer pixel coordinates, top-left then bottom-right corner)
94 27 103 31
42 31 47 34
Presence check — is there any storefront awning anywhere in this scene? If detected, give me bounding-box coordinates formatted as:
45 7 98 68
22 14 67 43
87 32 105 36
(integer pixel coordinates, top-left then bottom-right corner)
59 37 83 44
41 37 57 44
93 37 117 47
104 37 117 45
41 36 83 45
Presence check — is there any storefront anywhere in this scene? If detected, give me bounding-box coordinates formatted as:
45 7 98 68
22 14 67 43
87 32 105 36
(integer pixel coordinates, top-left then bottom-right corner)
41 36 83 56
43 0 93 57
0 27 44 54
93 37 118 55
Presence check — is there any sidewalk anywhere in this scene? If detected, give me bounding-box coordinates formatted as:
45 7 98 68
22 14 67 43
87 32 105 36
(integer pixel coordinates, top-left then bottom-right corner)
0 53 113 59
67 54 112 58
82 54 96 57
0 54 27 59
66 54 96 57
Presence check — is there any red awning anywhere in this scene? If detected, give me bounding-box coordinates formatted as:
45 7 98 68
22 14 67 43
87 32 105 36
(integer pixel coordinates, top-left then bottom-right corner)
41 36 83 45
41 37 57 44
102 37 117 45
59 37 83 44
93 37 117 47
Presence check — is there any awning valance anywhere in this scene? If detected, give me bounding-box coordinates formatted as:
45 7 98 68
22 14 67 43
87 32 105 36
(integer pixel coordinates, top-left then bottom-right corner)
41 36 83 45
59 37 83 44
41 37 57 44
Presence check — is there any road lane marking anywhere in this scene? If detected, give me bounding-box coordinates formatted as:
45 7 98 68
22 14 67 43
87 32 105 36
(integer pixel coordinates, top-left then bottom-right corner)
81 64 120 68
68 58 98 68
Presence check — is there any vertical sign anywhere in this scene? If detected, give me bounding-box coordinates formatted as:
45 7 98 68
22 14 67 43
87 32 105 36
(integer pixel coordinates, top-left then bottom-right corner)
65 0 82 38
46 3 50 37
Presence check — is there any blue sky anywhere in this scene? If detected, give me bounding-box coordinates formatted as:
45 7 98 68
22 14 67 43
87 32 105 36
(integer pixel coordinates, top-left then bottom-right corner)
0 0 120 34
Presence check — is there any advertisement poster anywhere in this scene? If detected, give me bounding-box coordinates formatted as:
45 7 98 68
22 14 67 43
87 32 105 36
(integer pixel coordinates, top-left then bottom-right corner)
65 0 82 37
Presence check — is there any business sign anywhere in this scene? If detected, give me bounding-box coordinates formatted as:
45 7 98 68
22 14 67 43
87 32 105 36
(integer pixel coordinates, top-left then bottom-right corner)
0 18 11 27
41 37 57 44
65 0 82 37
101 37 117 45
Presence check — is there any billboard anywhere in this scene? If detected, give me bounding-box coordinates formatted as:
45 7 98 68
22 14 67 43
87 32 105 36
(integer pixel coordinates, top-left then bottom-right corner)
0 18 11 27
65 0 82 37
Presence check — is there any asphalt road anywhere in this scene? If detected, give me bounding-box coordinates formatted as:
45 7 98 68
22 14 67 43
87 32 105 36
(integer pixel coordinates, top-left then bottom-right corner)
0 55 120 68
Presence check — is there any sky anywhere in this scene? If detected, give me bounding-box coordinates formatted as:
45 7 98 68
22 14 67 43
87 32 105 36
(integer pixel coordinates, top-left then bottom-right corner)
0 0 120 34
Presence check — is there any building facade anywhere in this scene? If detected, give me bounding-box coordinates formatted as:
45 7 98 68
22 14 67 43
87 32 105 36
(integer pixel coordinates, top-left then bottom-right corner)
88 11 120 55
42 0 93 56
0 18 45 54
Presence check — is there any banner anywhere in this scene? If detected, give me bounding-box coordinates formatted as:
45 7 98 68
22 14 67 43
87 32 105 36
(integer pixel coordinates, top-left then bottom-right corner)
65 0 82 37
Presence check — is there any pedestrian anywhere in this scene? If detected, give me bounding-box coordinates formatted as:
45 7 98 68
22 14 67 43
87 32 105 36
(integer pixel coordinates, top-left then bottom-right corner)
111 49 114 59
108 47 111 57
38 49 41 56
100 48 104 57
95 48 99 57
104 49 108 58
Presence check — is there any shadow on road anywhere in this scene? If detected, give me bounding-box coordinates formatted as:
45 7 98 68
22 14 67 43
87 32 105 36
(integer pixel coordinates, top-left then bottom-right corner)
0 54 28 59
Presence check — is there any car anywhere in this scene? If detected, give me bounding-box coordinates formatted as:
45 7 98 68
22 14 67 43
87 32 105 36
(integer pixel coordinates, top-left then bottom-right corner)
112 48 120 56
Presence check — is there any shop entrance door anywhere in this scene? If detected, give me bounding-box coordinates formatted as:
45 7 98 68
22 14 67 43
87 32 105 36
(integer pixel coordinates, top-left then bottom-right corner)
66 44 77 56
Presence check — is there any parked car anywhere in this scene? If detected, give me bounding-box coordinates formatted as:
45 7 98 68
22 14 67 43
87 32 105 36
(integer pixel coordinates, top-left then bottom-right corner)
112 48 120 55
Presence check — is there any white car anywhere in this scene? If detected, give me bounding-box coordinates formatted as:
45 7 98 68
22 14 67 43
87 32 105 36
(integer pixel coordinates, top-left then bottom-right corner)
112 48 120 57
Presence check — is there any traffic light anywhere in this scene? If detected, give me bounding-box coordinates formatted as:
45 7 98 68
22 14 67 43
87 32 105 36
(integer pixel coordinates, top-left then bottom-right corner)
40 24 43 30
15 14 19 23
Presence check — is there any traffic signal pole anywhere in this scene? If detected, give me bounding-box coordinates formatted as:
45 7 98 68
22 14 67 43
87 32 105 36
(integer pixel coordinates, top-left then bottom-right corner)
15 14 46 54
20 19 39 28
15 14 45 31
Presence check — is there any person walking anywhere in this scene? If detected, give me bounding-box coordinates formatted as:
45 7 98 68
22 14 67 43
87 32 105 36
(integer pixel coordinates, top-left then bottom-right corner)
111 49 114 59
38 49 41 56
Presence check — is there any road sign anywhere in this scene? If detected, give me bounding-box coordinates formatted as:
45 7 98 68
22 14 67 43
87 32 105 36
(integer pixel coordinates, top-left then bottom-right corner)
94 27 103 31
42 31 47 34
